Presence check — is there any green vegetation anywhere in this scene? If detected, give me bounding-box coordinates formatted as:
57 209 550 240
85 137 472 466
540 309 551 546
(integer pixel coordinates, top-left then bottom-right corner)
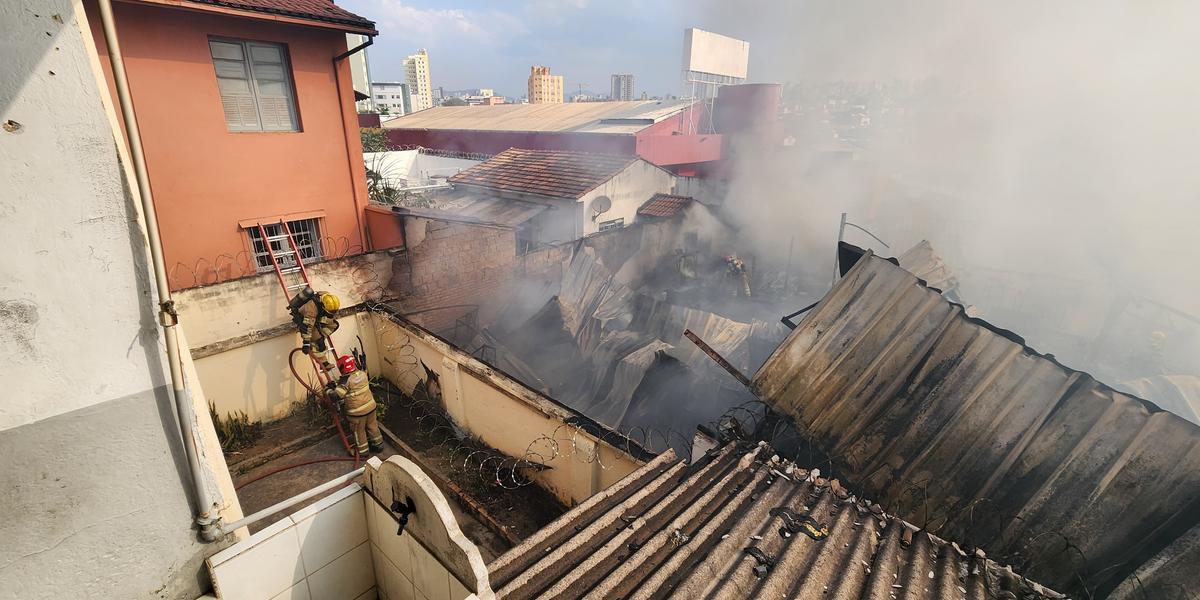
209 403 263 453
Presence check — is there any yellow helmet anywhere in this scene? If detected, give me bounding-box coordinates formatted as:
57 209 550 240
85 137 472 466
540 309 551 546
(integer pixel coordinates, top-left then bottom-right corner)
319 292 340 313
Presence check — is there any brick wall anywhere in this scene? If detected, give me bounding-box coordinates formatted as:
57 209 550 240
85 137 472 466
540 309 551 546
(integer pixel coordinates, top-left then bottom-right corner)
389 218 518 332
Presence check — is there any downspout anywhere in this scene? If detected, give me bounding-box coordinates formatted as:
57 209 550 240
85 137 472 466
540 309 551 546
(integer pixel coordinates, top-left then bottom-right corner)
333 36 374 252
95 0 221 541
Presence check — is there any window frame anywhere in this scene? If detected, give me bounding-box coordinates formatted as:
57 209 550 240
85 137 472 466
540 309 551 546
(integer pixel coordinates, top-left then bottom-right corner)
208 37 302 133
244 218 324 273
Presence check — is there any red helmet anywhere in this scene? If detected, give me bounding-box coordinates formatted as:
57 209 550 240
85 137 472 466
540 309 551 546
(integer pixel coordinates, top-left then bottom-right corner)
337 355 357 374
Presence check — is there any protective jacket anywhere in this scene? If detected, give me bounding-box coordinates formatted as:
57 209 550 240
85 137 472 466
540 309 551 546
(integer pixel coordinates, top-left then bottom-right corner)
331 370 376 417
295 300 339 346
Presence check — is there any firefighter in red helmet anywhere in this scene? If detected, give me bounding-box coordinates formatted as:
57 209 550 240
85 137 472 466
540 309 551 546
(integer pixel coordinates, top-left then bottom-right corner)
326 355 383 457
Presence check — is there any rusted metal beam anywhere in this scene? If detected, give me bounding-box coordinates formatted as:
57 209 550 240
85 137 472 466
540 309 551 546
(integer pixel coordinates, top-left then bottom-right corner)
683 329 751 387
377 423 522 547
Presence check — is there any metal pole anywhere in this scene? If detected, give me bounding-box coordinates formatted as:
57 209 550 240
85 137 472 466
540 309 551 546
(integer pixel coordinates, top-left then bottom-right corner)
96 0 220 541
219 468 365 535
831 212 847 286
684 329 751 388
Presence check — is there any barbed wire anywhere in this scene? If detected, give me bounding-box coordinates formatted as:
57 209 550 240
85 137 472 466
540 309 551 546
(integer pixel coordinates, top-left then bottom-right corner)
168 235 369 290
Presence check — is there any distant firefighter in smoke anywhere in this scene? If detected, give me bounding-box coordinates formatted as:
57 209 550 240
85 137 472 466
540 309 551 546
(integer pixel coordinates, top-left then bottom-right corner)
724 255 752 298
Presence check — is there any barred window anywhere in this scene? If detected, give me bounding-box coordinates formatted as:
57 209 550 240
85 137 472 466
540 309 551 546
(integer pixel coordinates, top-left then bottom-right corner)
247 218 322 273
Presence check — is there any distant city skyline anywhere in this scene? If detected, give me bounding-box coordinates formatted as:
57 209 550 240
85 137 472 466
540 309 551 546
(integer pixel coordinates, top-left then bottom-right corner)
338 0 767 100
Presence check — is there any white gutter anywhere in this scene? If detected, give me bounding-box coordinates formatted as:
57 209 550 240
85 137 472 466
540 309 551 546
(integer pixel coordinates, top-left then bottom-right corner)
95 0 221 541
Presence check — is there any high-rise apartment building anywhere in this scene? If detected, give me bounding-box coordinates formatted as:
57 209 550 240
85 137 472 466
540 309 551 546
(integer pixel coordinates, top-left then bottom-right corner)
527 65 564 104
371 81 411 115
611 74 635 101
403 48 433 112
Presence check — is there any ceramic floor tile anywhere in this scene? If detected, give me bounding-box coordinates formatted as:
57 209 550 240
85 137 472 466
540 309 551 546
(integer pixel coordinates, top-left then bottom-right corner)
211 526 305 600
271 582 312 600
296 490 369 575
448 576 470 600
353 587 378 600
380 548 415 600
409 540 450 600
308 541 375 600
370 543 389 600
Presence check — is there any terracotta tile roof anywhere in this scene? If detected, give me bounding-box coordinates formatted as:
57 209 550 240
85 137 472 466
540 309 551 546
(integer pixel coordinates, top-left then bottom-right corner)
487 442 1062 599
178 0 375 32
637 193 693 218
448 148 637 199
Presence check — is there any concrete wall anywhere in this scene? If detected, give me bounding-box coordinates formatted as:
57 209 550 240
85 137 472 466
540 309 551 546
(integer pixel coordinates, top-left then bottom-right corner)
84 0 370 291
579 160 675 236
195 312 370 422
393 218 519 333
369 312 642 506
0 2 239 597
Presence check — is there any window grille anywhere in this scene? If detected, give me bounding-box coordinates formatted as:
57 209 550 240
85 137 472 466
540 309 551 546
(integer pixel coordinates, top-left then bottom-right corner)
247 218 322 273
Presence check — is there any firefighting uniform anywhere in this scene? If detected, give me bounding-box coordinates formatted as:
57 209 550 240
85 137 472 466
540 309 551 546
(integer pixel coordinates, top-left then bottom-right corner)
294 295 340 372
330 369 383 455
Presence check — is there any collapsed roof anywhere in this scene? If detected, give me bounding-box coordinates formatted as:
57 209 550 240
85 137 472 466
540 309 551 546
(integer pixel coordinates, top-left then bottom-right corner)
752 244 1200 596
488 440 1062 599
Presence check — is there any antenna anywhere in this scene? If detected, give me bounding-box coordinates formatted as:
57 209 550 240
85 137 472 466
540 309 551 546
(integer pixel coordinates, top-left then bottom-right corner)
590 196 612 220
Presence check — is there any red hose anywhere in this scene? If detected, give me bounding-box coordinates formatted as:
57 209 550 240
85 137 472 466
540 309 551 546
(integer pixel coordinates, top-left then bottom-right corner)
289 347 354 456
235 457 360 491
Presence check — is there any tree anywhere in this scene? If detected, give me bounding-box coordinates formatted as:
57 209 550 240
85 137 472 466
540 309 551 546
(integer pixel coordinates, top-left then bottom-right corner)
442 97 468 107
360 127 390 153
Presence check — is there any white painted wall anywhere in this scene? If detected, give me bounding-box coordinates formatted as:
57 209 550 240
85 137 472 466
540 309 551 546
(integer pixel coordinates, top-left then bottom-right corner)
0 2 239 597
363 150 481 190
579 160 675 236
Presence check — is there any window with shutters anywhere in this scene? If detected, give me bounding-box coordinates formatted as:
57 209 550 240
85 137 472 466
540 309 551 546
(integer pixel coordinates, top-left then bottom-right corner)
209 38 300 132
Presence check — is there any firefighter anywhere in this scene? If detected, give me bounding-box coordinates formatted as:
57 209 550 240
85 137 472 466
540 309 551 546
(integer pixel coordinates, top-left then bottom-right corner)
288 287 340 376
327 355 384 457
724 255 752 298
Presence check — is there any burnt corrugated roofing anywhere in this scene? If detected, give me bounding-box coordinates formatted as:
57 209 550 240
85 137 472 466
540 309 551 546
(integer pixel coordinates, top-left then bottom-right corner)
487 442 1060 600
448 148 637 199
165 0 376 32
753 247 1200 596
637 193 693 218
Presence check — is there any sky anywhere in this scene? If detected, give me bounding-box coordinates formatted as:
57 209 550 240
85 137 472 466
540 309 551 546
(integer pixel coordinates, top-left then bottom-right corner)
339 0 751 99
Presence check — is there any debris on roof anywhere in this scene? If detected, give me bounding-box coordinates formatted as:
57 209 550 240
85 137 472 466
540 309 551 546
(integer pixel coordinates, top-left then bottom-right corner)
637 193 693 219
448 148 636 199
753 244 1200 595
174 0 376 31
381 100 697 134
487 441 1062 599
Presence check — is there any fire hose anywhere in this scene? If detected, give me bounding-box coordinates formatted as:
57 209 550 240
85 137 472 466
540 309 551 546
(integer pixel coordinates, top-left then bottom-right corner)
288 346 356 459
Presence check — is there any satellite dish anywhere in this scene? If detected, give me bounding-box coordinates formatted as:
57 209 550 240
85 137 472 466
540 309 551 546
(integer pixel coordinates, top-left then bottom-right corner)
590 196 612 219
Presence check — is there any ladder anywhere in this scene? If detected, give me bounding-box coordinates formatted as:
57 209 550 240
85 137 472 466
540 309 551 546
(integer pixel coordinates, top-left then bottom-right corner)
256 221 314 297
257 220 354 456
256 220 338 383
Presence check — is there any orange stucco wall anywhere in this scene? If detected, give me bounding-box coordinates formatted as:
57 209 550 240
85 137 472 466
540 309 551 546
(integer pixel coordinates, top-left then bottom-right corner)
85 1 370 290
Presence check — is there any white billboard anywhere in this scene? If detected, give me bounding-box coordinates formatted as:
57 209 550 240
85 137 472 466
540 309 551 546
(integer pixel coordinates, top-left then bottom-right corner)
682 28 749 79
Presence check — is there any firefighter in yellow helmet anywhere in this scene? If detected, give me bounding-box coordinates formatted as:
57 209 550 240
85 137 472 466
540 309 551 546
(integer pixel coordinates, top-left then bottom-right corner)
288 287 341 376
327 355 383 457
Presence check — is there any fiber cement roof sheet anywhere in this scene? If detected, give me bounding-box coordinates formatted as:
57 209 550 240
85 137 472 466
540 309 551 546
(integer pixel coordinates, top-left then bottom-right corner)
382 100 694 134
487 443 1060 599
751 247 1200 595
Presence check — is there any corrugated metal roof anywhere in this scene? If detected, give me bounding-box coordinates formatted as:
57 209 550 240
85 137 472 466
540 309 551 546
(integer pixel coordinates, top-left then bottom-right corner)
390 194 548 228
162 0 376 31
449 148 636 199
637 193 693 218
752 247 1200 596
487 442 1061 599
382 100 695 134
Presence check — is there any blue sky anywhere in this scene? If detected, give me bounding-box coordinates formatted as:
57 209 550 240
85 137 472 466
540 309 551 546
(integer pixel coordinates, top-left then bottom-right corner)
339 0 746 99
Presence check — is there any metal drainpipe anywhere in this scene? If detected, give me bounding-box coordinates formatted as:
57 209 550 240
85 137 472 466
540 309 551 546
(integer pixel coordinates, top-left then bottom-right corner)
333 36 374 251
95 0 221 541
